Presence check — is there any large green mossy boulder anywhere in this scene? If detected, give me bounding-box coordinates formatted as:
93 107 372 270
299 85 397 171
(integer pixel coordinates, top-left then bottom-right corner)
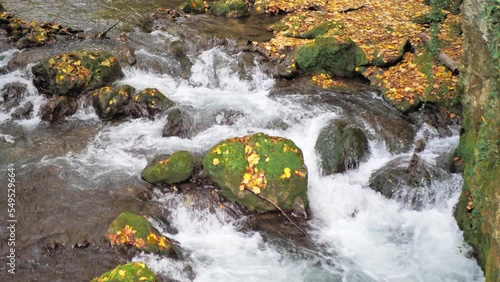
209 0 249 18
315 120 368 175
142 151 194 184
91 262 157 282
92 85 135 120
203 133 308 212
295 37 369 77
183 0 206 13
105 212 178 257
32 50 123 96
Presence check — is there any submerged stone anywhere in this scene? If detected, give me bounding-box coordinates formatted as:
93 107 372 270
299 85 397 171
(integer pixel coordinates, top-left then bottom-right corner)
105 212 179 257
203 133 308 212
90 262 157 282
142 151 194 184
32 50 123 96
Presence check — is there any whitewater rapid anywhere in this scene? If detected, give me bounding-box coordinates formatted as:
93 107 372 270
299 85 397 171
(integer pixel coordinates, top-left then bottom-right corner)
0 41 484 281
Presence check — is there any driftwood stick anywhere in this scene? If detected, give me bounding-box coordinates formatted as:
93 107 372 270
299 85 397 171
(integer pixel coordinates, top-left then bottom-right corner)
98 20 121 38
339 5 366 13
420 32 459 74
244 187 309 238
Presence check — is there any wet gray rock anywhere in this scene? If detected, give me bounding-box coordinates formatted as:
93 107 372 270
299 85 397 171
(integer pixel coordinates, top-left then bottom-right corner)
163 108 194 138
11 101 33 119
369 154 448 210
315 120 369 175
213 109 244 125
0 82 28 111
38 96 78 123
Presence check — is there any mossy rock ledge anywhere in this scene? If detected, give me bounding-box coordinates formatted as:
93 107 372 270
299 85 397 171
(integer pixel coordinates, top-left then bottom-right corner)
105 212 179 257
295 36 369 77
91 262 157 282
209 0 249 18
142 151 194 184
32 50 123 96
183 0 206 13
203 133 308 212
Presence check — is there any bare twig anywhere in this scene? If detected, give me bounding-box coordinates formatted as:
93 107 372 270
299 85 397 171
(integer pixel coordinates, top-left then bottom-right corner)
244 187 309 238
98 20 121 38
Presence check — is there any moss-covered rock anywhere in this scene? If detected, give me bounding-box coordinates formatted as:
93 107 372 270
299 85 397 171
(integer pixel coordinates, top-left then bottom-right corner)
209 0 249 18
203 133 308 212
302 22 343 39
142 151 194 184
372 38 411 67
315 120 368 175
92 85 135 120
183 0 206 13
295 37 369 77
32 50 123 96
91 262 157 282
454 0 499 276
129 88 175 118
382 93 422 113
105 212 178 257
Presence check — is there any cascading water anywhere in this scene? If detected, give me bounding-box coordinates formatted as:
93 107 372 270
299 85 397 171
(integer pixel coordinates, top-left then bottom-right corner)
0 26 484 282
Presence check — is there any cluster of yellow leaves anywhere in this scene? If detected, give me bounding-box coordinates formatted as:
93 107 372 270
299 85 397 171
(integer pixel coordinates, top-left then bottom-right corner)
239 144 268 194
93 262 151 282
158 158 170 165
312 73 347 89
256 0 462 105
107 225 146 249
49 53 89 85
365 51 458 102
146 232 170 250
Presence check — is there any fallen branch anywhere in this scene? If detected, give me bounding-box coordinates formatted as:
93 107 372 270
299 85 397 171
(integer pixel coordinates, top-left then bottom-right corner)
420 32 459 74
339 5 366 13
98 20 121 38
244 187 309 238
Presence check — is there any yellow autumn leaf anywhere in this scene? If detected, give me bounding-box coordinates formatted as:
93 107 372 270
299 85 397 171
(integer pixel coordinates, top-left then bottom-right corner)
48 58 55 65
118 269 126 277
101 59 111 67
213 158 220 166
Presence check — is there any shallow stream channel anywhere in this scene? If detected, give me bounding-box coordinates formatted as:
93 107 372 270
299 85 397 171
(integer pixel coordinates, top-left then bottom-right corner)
0 1 485 281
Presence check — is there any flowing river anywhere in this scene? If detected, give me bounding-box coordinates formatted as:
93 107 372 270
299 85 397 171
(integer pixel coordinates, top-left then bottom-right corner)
0 1 485 281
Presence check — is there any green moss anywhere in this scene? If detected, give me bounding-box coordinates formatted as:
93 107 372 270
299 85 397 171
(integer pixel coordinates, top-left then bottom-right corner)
32 50 123 96
302 21 343 39
105 212 175 256
142 150 194 184
92 85 135 120
295 37 369 77
203 133 308 211
91 262 157 282
183 0 206 13
209 0 249 18
132 88 175 115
